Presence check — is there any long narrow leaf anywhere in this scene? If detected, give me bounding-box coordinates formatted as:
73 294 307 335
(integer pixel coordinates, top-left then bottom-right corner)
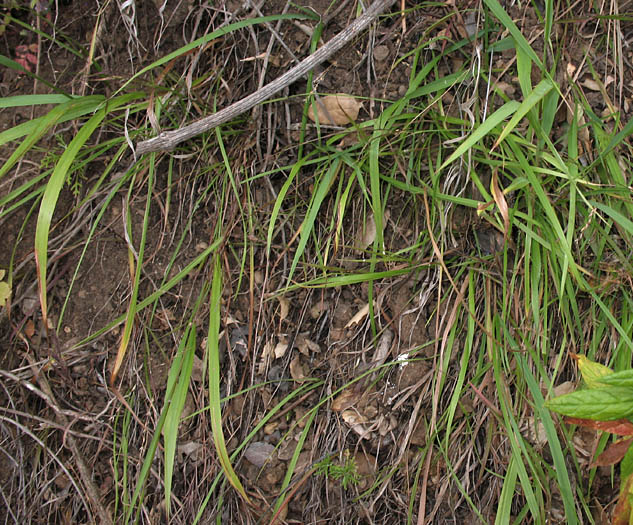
208 257 250 503
163 326 196 518
493 79 553 149
439 101 520 170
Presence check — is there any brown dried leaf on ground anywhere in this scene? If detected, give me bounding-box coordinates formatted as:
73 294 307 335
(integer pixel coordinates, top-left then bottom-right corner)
308 94 362 125
332 388 362 412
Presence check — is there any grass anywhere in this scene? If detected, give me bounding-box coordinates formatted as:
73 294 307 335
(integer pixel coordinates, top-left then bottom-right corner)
1 0 633 523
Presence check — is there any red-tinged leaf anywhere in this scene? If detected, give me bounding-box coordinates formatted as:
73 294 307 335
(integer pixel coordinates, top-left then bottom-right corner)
564 417 633 436
591 438 633 467
613 472 633 525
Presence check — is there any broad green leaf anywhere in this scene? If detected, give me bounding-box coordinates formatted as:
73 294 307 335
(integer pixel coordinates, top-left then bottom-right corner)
546 387 633 420
594 370 633 389
574 354 613 388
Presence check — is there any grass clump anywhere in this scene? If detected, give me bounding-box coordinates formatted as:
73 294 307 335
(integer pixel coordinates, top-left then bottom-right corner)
1 1 633 523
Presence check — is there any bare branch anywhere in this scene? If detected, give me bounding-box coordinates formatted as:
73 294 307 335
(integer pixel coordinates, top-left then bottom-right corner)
135 0 397 155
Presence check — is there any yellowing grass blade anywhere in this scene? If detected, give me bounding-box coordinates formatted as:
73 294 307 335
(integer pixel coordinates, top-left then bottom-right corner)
208 256 250 503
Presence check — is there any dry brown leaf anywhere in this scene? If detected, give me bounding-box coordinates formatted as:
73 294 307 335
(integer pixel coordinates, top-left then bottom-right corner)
307 94 361 126
277 296 289 322
332 388 361 412
564 418 633 437
289 355 306 382
357 213 376 250
345 303 371 328
592 438 633 467
273 341 289 359
582 78 601 91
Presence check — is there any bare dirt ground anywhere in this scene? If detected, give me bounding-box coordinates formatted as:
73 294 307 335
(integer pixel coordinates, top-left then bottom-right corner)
1 1 633 524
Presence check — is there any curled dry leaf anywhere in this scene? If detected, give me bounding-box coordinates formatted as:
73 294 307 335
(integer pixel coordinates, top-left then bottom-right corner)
357 213 376 250
345 303 371 328
277 296 289 322
308 94 361 126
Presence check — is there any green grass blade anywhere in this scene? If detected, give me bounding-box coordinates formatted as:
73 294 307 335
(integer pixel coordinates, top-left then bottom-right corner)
493 79 553 149
34 102 109 326
287 157 341 285
0 95 103 180
496 456 518 524
517 354 578 523
0 94 75 108
439 101 520 170
483 0 543 69
0 95 105 147
114 14 311 98
163 325 196 518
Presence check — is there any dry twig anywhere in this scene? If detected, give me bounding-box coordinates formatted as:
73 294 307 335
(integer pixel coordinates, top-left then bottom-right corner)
135 0 397 154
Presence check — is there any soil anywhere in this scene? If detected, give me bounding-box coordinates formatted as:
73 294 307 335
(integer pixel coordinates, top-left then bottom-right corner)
1 1 632 524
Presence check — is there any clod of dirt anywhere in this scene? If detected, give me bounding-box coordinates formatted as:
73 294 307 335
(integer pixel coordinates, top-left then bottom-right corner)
354 451 377 490
373 45 389 62
307 94 361 126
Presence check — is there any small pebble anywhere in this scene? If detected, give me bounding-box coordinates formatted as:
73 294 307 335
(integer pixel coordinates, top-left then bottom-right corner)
244 441 275 468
